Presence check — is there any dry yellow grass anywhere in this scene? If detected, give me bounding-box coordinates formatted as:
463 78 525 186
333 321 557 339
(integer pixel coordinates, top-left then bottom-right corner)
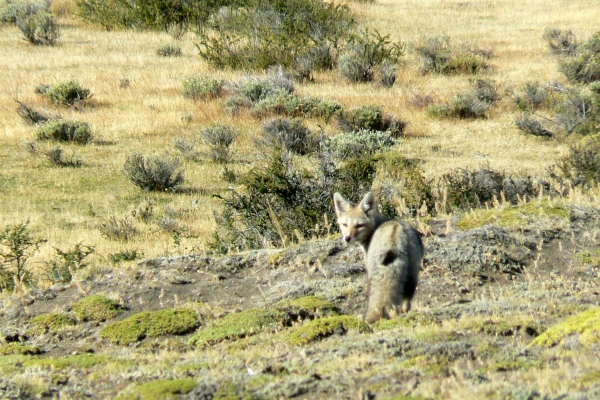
0 0 599 280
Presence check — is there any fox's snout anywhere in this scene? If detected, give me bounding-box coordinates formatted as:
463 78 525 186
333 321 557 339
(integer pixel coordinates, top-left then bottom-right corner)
342 235 352 243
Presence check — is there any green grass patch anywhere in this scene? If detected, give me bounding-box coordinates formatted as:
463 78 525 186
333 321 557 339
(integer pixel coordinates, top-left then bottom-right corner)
28 313 76 335
276 295 340 319
115 379 197 400
456 200 570 230
530 306 600 347
286 315 371 346
100 308 200 346
576 249 600 266
71 294 123 322
374 311 437 331
0 343 44 356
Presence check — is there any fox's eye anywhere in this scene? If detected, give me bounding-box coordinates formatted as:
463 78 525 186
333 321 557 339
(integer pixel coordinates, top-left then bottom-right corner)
355 223 365 228
341 223 347 227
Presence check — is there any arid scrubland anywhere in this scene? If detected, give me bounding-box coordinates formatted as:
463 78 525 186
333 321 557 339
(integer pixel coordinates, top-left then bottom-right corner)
1 0 600 398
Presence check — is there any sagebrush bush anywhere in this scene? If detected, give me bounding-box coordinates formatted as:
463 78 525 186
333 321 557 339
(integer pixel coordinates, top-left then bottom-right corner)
378 60 397 88
16 9 59 45
200 124 237 163
123 154 184 191
543 28 579 56
252 91 342 121
232 70 295 103
181 75 223 100
416 35 490 75
99 216 139 242
43 80 91 106
514 114 553 137
511 81 549 111
259 118 318 155
336 105 406 137
157 43 181 57
428 93 489 119
471 79 501 105
36 120 93 144
44 146 85 167
16 102 48 125
337 29 404 82
327 129 397 159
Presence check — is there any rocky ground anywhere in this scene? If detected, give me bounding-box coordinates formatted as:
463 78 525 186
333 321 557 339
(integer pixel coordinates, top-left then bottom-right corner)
1 203 600 399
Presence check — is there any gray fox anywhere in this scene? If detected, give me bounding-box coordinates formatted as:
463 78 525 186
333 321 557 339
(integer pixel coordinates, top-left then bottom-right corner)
333 192 423 323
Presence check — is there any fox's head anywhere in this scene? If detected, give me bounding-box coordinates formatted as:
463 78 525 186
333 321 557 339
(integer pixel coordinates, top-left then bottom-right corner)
333 192 378 245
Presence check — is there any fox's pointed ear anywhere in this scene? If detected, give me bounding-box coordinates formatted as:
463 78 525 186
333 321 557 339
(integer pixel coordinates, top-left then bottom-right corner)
359 192 377 214
333 192 350 216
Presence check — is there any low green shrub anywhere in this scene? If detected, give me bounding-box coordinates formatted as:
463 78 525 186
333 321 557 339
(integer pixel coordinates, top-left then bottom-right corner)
427 93 489 119
514 113 553 137
44 242 95 283
71 295 123 322
511 81 549 111
441 168 506 210
29 313 75 335
416 35 490 75
100 308 199 345
336 105 406 137
16 102 48 125
0 221 44 292
123 154 184 191
36 120 93 144
181 75 223 100
43 80 91 106
553 141 600 188
99 216 139 242
327 130 397 159
559 31 600 84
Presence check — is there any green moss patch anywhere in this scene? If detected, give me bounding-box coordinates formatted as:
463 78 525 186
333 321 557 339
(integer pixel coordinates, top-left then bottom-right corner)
287 315 371 346
115 379 197 400
188 296 339 347
100 308 200 346
71 294 123 322
456 201 570 230
29 313 76 335
188 307 279 347
576 249 600 266
0 343 44 355
530 307 600 347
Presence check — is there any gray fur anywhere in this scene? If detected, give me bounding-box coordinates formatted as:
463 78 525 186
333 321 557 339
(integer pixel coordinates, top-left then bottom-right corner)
333 192 423 323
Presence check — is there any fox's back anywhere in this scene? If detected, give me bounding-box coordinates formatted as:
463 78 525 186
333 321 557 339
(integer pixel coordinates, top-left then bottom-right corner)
366 220 423 274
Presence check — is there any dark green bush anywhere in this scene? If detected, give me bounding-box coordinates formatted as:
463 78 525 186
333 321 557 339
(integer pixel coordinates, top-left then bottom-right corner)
209 150 376 253
157 43 181 57
200 124 237 163
110 249 142 264
553 141 600 188
36 120 93 144
0 221 44 292
511 81 549 111
196 0 354 70
336 105 406 137
44 243 95 283
560 31 600 84
182 75 223 100
259 118 318 155
16 9 59 45
416 35 490 75
337 28 404 82
441 168 505 210
471 79 500 105
43 80 91 106
123 154 184 191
